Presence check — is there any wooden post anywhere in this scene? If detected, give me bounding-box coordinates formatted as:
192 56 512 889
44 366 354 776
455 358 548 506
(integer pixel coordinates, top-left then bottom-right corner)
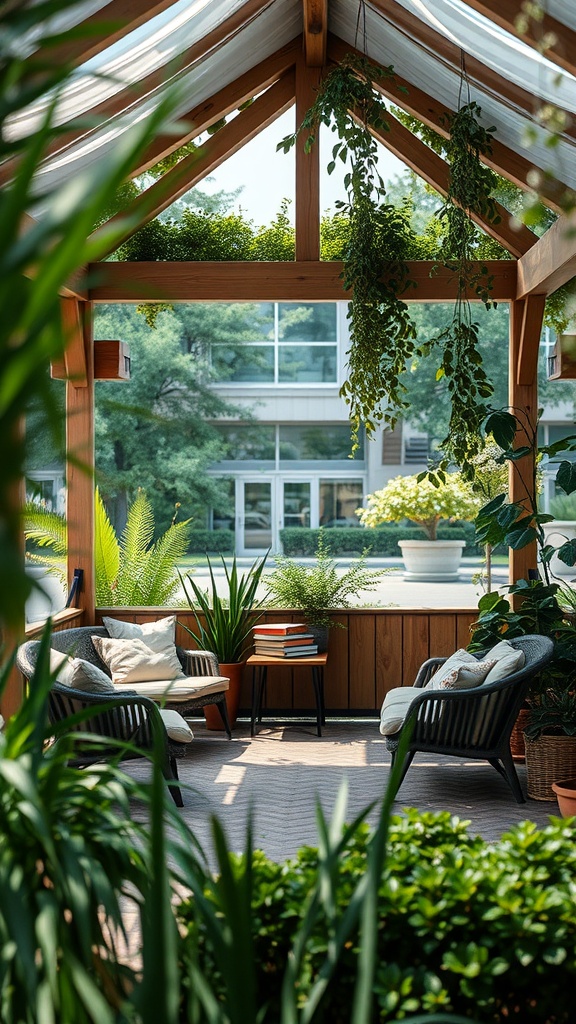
508 297 541 588
0 422 26 721
295 53 321 261
65 300 95 622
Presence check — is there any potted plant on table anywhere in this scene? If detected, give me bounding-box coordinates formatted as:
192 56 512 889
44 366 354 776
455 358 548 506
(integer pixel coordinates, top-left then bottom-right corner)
263 531 387 652
357 471 480 580
179 553 268 728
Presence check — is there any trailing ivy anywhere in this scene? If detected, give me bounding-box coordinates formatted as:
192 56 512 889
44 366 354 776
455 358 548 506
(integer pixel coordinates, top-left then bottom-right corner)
278 55 417 452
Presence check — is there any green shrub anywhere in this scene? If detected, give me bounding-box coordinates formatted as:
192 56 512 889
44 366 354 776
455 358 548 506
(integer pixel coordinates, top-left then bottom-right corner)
187 528 235 554
280 524 480 557
177 810 576 1023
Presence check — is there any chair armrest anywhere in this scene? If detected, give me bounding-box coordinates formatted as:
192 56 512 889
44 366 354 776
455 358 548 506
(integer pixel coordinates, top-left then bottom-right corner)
413 657 446 688
180 649 220 676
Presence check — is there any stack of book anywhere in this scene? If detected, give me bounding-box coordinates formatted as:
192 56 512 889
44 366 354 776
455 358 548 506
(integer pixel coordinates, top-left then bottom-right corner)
252 622 318 658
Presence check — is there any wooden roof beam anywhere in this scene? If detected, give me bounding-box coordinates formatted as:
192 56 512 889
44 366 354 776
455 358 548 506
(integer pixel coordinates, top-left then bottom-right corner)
87 259 518 303
303 0 328 67
327 35 569 213
458 0 576 77
515 293 546 386
89 72 296 258
362 108 537 257
516 211 576 298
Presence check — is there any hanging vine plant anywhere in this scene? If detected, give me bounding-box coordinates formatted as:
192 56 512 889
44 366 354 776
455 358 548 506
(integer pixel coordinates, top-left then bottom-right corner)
278 55 417 452
429 99 502 476
279 56 502 466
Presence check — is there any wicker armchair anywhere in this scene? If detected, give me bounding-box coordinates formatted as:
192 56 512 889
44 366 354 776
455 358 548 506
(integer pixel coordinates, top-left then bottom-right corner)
16 626 232 806
385 635 554 804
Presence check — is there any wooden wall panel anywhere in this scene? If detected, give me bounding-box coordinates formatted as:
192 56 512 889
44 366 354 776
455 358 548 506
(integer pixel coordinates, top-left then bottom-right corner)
98 608 478 712
327 614 350 709
402 615 430 685
375 614 403 705
349 613 376 709
429 614 458 658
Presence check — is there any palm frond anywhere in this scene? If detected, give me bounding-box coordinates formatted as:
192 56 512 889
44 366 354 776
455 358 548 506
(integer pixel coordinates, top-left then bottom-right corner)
24 501 67 557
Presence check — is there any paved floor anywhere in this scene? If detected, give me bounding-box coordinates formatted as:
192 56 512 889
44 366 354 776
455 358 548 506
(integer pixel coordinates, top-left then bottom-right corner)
128 720 557 865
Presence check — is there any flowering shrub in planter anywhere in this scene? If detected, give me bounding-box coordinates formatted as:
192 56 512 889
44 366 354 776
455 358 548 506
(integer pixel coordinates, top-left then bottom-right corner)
358 472 480 540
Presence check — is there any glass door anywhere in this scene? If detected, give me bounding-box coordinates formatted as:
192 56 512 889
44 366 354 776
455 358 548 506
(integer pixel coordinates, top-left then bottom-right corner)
282 481 311 531
238 481 273 555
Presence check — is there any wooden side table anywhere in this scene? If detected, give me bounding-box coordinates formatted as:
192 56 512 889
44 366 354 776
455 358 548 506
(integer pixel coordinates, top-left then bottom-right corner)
246 652 328 737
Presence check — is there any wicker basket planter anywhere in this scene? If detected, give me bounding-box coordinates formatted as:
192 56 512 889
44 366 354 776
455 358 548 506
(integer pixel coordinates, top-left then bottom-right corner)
524 733 576 801
510 706 531 760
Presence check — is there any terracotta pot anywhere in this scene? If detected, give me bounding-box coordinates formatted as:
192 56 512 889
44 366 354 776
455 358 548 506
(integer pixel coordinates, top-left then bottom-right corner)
204 661 244 731
552 778 576 818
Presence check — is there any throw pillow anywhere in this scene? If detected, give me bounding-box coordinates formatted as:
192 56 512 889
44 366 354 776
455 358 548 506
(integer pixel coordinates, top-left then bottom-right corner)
483 650 525 684
380 686 423 736
158 708 194 744
68 659 114 693
426 659 497 691
102 615 177 655
49 649 74 685
425 649 480 690
92 636 184 685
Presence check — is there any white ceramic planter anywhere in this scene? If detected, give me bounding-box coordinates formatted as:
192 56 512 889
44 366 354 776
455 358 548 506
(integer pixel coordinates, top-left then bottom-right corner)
398 539 466 582
542 521 576 577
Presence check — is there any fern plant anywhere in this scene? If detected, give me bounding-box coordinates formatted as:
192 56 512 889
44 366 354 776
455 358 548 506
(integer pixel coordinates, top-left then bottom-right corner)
24 488 191 606
95 488 191 605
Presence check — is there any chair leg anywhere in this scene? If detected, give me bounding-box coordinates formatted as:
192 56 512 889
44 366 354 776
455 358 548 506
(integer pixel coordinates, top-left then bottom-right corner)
389 750 415 799
488 752 525 804
217 697 232 739
164 755 184 807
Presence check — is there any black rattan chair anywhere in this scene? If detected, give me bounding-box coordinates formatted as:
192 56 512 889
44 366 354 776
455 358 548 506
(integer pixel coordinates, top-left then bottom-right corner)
385 635 554 804
16 626 231 806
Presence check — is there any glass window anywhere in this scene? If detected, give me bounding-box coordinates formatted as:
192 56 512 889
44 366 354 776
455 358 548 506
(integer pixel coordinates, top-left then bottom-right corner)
212 479 235 531
212 345 274 383
319 481 364 527
547 424 576 462
278 345 337 383
278 303 337 342
283 482 311 528
216 424 276 461
279 425 363 461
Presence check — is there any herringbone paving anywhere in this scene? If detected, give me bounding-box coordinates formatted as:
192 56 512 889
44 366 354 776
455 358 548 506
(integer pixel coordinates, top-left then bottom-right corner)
129 720 555 862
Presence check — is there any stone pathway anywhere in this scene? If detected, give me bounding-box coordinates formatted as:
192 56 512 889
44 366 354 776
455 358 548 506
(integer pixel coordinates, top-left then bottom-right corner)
128 720 556 863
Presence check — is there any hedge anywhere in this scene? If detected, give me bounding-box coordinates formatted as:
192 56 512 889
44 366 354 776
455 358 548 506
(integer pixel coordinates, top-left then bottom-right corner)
177 811 576 1023
186 529 235 554
280 523 481 557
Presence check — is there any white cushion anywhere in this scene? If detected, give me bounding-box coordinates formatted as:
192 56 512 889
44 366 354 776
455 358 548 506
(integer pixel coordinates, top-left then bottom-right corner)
92 636 184 685
158 708 194 744
425 649 476 688
68 659 114 693
380 686 423 736
49 649 74 685
123 676 229 701
102 614 177 654
483 650 525 684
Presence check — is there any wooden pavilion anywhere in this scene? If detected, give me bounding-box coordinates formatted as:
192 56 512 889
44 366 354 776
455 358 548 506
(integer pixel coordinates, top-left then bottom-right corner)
7 0 576 718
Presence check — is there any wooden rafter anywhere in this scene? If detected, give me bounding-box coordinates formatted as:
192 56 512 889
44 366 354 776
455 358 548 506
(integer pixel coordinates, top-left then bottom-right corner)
362 107 537 258
2 0 275 182
508 298 539 586
295 54 321 260
458 0 576 77
90 72 296 259
132 40 299 178
516 211 576 298
327 35 569 213
516 293 546 386
26 0 182 70
87 260 518 302
303 0 328 67
368 0 576 143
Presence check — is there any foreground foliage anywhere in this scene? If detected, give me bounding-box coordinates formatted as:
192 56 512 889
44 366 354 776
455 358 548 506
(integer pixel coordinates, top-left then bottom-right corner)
177 810 576 1023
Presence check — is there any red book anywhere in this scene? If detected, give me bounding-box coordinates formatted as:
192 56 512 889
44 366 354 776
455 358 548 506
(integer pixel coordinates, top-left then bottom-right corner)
252 622 308 636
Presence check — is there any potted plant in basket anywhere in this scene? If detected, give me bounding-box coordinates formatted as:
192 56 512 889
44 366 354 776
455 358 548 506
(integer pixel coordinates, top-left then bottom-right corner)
523 685 576 802
263 530 387 652
179 553 268 728
357 472 479 580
